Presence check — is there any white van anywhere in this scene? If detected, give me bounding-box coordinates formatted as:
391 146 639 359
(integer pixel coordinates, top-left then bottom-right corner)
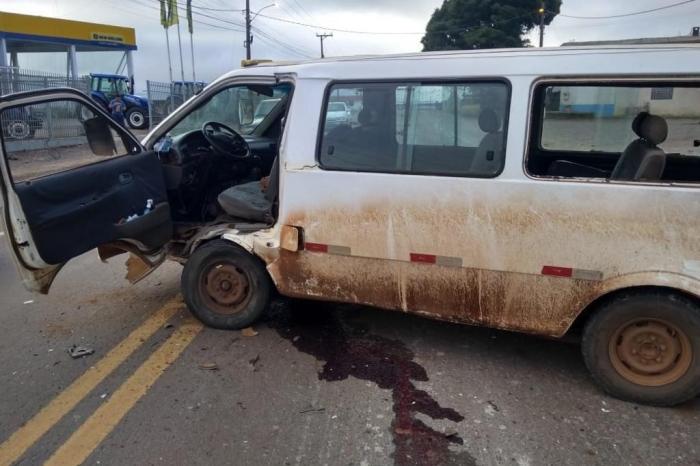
2 45 700 406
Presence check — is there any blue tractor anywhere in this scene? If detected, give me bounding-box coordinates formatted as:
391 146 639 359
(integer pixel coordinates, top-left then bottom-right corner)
88 73 149 130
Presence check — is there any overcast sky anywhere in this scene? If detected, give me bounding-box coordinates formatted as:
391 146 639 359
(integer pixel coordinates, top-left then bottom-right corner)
3 0 700 90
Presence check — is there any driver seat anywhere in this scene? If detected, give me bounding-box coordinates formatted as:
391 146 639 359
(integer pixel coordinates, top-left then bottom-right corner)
217 157 279 224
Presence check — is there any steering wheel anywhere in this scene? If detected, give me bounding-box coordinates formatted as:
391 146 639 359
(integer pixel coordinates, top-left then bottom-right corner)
201 121 250 159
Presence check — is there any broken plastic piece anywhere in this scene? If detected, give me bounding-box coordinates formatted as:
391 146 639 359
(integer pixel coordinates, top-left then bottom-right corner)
199 362 219 371
68 345 94 359
241 327 258 337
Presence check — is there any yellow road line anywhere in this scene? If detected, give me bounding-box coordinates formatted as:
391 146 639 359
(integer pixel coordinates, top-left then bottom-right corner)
44 318 203 466
0 298 183 466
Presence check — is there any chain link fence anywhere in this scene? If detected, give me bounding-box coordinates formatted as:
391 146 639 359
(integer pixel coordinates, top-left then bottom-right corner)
146 80 206 128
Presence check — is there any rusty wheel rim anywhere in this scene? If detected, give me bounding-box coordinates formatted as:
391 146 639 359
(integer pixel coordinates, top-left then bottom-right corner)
200 262 251 315
609 318 692 387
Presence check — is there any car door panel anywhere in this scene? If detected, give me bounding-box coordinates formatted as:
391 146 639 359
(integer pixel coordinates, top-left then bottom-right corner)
14 150 171 265
0 88 173 293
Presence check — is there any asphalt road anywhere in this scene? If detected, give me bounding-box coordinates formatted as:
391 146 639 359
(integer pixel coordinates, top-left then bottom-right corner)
0 239 699 466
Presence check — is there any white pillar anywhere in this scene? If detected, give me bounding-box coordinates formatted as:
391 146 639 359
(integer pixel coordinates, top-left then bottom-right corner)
69 45 78 79
0 38 8 67
126 50 135 90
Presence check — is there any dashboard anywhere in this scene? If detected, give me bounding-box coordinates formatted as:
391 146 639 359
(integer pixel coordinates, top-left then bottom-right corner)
159 129 278 190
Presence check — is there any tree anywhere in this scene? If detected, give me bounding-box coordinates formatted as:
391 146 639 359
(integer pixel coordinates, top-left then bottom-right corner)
422 0 562 51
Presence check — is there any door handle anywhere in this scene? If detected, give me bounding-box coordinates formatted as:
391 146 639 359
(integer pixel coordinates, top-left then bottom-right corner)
118 172 133 185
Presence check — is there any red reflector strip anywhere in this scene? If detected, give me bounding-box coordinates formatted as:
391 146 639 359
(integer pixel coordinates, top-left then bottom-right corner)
541 265 573 278
410 253 437 264
305 242 328 253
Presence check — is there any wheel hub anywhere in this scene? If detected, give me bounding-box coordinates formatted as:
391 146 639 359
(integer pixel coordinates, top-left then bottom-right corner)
609 318 692 387
8 121 29 139
202 263 249 314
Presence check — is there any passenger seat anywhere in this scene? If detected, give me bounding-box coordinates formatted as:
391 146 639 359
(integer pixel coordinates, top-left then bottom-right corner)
217 157 279 224
471 109 504 176
610 112 667 181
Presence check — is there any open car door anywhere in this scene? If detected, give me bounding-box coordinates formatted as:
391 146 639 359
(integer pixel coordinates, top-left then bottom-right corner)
0 88 172 293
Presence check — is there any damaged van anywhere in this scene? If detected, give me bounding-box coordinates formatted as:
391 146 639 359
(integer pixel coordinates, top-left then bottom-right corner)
2 45 700 406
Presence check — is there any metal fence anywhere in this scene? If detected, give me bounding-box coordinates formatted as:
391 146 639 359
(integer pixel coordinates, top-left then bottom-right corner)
146 80 206 128
0 67 93 151
0 66 89 96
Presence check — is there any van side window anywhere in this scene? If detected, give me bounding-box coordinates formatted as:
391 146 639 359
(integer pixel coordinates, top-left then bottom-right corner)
527 82 700 183
319 81 509 177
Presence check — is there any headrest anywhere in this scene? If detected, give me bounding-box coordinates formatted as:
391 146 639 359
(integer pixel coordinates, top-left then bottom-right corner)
632 112 668 145
479 109 501 133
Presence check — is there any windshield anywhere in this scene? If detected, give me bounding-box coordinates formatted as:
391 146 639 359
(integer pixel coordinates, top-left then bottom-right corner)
329 102 346 112
115 79 129 95
168 83 290 137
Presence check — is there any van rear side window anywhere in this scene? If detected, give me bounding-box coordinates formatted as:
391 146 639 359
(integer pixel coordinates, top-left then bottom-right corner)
528 82 700 183
318 81 510 177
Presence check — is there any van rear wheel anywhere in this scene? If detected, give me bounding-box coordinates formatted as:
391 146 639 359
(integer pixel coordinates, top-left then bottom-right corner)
182 240 271 330
582 291 700 406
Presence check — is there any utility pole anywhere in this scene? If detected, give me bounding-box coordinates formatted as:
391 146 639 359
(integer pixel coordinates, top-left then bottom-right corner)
245 0 252 60
316 33 333 59
538 2 545 48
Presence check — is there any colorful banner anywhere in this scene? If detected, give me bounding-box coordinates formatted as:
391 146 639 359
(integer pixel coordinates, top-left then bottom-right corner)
186 0 193 34
160 0 179 28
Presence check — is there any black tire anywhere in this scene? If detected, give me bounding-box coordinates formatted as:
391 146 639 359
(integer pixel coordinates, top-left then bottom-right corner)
181 240 271 330
126 107 148 130
582 290 700 406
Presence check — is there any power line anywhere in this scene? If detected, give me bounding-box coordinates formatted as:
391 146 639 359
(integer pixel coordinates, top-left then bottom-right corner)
251 25 315 58
124 0 246 31
256 13 426 35
126 0 314 59
557 0 697 19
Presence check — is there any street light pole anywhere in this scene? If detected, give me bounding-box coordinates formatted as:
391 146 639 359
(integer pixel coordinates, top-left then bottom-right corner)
244 2 276 61
538 2 545 48
245 0 252 60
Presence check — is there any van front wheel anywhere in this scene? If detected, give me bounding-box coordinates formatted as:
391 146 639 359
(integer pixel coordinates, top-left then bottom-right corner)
582 291 700 406
182 240 271 330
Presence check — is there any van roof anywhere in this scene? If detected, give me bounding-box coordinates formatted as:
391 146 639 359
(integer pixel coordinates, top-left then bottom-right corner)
228 44 700 81
249 44 700 67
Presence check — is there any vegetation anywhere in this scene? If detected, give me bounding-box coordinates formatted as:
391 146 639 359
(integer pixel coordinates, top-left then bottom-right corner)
422 0 562 51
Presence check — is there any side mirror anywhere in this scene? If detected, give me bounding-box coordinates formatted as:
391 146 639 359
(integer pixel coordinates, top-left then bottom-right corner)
238 100 254 126
82 116 116 156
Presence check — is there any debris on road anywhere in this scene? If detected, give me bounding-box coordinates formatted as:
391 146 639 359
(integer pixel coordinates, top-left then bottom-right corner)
299 406 325 414
23 300 34 305
248 354 260 371
164 323 174 329
198 362 219 371
241 327 258 337
68 345 95 359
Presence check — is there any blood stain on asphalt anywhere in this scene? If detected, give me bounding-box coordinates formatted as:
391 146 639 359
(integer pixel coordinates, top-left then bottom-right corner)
267 301 475 466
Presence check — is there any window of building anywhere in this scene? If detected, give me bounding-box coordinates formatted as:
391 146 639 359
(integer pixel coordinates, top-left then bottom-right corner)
528 82 700 183
319 81 509 177
651 87 674 100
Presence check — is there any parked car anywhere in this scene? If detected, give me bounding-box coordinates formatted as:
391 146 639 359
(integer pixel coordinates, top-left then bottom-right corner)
324 101 350 127
1 106 43 140
3 46 700 406
88 73 149 130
